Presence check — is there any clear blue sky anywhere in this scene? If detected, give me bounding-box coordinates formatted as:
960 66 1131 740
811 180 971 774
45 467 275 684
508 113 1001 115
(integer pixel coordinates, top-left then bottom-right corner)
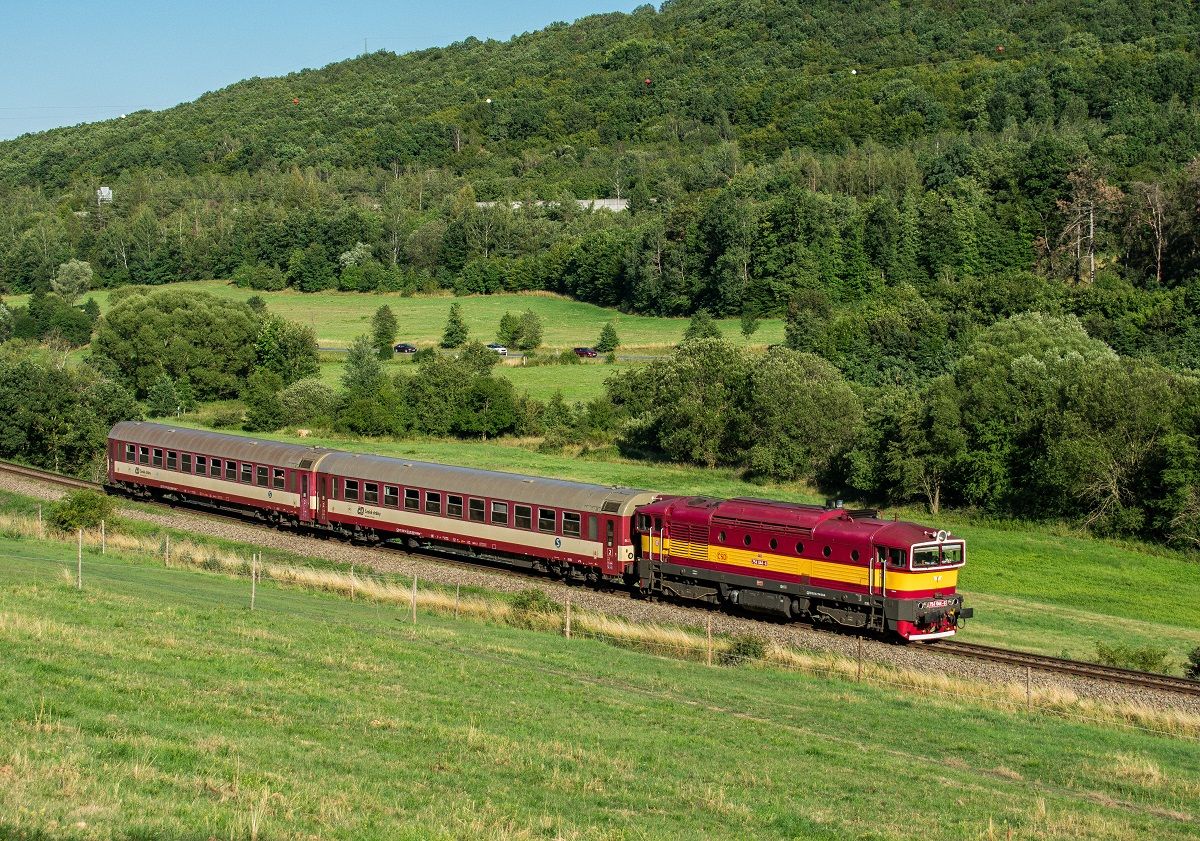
0 1 645 140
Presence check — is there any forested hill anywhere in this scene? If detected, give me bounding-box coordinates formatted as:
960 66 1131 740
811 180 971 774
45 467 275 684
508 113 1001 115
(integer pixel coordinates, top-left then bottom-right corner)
3 0 1196 186
2 0 1200 333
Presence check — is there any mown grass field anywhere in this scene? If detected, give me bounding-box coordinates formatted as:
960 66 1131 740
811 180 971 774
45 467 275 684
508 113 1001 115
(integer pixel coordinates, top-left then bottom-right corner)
15 279 784 350
2 534 1197 840
165 423 1200 672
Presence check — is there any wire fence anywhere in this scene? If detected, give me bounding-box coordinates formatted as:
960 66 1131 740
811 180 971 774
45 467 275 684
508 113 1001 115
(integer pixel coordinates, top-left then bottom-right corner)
6 522 1200 745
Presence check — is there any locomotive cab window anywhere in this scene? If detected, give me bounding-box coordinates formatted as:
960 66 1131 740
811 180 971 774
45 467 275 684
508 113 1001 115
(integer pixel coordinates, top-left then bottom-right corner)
383 486 399 507
515 505 532 530
447 495 463 518
195 456 206 474
538 508 556 533
139 446 150 465
363 483 378 504
942 545 963 566
166 451 177 470
563 512 581 538
425 491 440 515
256 466 268 487
636 514 650 531
468 499 484 522
274 469 286 490
404 488 419 511
491 501 509 525
344 480 359 502
124 443 135 461
152 449 163 467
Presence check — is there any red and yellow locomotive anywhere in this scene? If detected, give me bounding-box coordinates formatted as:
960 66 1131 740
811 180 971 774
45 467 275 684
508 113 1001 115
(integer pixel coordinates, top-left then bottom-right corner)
106 422 971 641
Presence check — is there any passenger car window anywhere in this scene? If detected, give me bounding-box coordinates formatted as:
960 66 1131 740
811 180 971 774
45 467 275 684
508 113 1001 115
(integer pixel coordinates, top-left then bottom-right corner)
447 495 463 518
125 443 135 461
274 468 286 490
384 486 399 507
195 456 206 474
139 446 150 465
404 488 419 511
152 449 163 467
515 505 532 529
468 499 484 522
181 454 192 473
256 466 268 487
211 458 222 477
166 451 177 470
240 463 252 483
425 491 441 514
563 512 581 538
492 501 509 525
364 482 378 503
538 508 556 533
344 480 359 502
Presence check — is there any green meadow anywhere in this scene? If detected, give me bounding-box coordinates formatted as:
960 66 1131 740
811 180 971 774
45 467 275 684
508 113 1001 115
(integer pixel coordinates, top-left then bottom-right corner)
11 280 784 350
1 534 1197 840
165 423 1200 671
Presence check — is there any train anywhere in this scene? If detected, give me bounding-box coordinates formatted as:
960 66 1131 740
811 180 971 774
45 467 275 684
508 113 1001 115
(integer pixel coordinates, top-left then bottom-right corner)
105 421 972 641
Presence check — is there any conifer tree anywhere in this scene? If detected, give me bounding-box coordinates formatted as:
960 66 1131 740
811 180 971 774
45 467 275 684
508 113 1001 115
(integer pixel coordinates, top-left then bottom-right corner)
441 302 468 348
595 321 620 352
371 305 398 359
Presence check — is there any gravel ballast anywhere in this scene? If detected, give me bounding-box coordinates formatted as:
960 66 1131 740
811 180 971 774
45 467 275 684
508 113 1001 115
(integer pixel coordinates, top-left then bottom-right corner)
8 473 1198 717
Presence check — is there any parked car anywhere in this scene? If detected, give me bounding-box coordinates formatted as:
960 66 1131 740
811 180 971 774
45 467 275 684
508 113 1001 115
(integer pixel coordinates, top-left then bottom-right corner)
486 343 509 356
573 347 598 358
393 342 418 353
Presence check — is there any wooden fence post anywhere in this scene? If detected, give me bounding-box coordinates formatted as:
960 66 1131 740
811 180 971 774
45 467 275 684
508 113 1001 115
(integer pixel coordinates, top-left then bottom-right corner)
856 636 863 683
37 504 43 538
100 519 106 555
706 617 713 667
76 528 82 590
250 553 257 611
565 594 572 639
411 575 417 623
165 534 171 567
454 583 460 619
1026 666 1032 712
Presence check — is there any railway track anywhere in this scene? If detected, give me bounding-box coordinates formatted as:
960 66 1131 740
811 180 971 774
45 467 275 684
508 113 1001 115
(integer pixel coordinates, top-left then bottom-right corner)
933 640 1200 697
5 458 1199 698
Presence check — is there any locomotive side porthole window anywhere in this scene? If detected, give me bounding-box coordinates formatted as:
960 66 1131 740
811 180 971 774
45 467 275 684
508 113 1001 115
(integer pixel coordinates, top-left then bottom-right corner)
822 546 831 557
195 456 206 474
240 463 252 483
383 486 399 508
743 534 752 546
447 495 464 518
515 505 532 529
588 514 598 541
166 451 177 470
851 549 860 562
364 482 379 504
796 542 804 554
491 501 509 525
404 488 420 511
139 446 150 465
468 498 485 522
181 454 192 473
152 449 163 467
274 469 287 490
538 508 556 533
256 466 268 487
769 538 778 550
718 531 726 543
563 512 581 537
425 491 441 515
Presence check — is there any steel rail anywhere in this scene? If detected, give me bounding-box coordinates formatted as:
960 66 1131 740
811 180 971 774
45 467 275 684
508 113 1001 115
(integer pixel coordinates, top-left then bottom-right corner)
0 460 102 491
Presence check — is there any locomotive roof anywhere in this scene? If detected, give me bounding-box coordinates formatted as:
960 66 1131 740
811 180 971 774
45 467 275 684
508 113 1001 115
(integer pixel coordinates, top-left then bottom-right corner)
109 421 324 470
318 450 658 515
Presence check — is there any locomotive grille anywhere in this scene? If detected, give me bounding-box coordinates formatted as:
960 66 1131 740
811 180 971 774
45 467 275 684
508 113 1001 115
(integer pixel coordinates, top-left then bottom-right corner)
669 522 709 562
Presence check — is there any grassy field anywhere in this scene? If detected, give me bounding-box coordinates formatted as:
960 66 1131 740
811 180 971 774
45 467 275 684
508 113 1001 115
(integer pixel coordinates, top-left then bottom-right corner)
11 279 784 350
316 357 632 401
2 534 1197 840
162 423 1200 671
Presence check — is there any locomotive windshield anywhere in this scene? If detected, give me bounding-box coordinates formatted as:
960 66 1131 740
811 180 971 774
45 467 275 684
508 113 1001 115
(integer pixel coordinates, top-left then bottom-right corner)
912 544 964 568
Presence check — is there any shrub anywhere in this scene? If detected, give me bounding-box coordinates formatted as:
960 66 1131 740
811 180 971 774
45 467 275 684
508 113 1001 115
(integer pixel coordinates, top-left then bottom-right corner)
49 490 115 532
1186 647 1200 680
720 634 765 666
412 347 437 363
209 409 244 429
558 349 582 365
509 587 562 628
1095 642 1171 673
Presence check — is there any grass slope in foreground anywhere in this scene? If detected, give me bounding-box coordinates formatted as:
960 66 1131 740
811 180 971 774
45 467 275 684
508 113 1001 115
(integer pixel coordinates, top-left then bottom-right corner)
2 538 1198 840
170 424 1200 671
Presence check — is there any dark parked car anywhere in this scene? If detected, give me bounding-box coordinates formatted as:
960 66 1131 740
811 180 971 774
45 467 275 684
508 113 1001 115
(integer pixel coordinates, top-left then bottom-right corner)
393 343 418 353
573 347 598 358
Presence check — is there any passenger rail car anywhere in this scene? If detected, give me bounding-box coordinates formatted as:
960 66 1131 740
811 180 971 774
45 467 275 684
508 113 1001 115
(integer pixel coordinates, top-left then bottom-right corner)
106 422 971 640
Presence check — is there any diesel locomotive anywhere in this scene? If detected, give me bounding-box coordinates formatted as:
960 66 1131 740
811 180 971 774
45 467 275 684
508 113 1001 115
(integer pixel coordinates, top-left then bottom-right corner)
106 421 971 640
